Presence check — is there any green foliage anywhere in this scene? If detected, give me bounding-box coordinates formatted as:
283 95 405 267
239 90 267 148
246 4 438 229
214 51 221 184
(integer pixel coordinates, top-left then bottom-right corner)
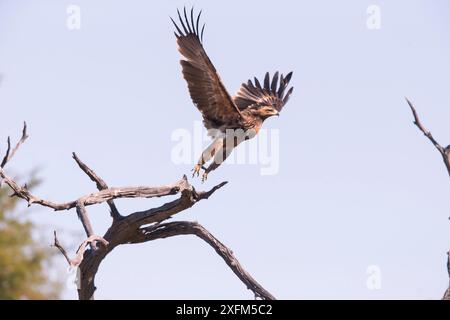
0 179 62 299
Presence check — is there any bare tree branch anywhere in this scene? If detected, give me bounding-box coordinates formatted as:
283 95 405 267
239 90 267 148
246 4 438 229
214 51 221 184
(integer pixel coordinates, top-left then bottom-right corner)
53 231 72 266
0 122 28 187
1 121 28 168
0 167 187 210
2 123 275 300
406 98 450 300
406 97 450 176
196 181 228 200
444 251 450 300
53 231 108 267
72 235 109 267
127 178 228 227
72 152 122 221
76 201 94 238
0 137 11 169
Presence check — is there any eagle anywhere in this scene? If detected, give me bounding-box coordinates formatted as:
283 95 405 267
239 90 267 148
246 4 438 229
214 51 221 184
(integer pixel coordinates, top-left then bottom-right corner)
171 7 294 181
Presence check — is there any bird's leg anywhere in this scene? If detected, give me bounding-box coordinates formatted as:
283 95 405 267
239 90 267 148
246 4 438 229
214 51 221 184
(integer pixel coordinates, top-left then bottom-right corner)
202 139 233 182
192 137 223 178
192 164 204 178
201 166 215 182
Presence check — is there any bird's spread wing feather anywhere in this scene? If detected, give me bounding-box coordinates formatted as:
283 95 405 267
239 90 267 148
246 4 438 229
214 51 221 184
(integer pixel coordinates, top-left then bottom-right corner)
171 8 242 130
234 72 294 111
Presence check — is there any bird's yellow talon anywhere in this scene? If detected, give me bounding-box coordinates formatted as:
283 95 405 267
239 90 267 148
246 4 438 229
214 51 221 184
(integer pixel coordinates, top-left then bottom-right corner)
201 172 208 183
192 164 202 178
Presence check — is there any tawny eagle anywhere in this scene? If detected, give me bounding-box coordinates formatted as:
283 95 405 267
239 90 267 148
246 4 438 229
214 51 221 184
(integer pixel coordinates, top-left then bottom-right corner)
171 7 294 181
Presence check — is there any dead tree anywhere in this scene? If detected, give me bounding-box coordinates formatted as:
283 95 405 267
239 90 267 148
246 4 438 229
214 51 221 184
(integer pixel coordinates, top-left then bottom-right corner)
406 98 450 300
0 123 275 300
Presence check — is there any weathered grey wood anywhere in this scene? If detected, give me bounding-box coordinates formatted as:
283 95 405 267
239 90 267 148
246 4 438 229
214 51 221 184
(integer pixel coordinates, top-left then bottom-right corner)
406 98 450 176
75 202 93 237
72 152 122 221
0 121 28 169
406 98 450 300
0 167 189 210
1 123 275 300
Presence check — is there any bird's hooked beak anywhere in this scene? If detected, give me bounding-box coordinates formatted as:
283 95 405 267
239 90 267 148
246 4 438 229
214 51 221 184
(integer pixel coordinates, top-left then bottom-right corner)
256 107 279 119
268 108 279 117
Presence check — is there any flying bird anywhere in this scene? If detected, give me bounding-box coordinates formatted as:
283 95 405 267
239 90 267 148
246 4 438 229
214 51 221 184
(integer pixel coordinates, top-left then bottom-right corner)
171 7 294 181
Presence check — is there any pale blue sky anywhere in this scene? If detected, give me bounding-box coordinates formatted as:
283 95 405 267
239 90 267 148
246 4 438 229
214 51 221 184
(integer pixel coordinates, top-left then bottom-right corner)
1 0 449 299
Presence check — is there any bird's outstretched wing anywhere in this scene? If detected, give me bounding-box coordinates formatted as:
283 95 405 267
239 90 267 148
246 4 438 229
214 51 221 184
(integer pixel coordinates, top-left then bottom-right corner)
171 7 242 130
234 72 294 111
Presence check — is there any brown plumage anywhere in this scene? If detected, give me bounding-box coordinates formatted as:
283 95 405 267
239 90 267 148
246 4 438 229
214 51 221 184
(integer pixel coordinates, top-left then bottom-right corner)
171 7 294 181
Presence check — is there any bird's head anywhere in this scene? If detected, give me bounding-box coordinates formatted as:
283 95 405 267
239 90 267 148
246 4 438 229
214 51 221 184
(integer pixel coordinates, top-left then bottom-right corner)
251 106 279 120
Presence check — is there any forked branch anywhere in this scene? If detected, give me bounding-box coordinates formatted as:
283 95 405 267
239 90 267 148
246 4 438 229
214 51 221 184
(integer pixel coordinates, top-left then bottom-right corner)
406 98 450 176
406 98 450 300
53 231 108 268
1 123 275 300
